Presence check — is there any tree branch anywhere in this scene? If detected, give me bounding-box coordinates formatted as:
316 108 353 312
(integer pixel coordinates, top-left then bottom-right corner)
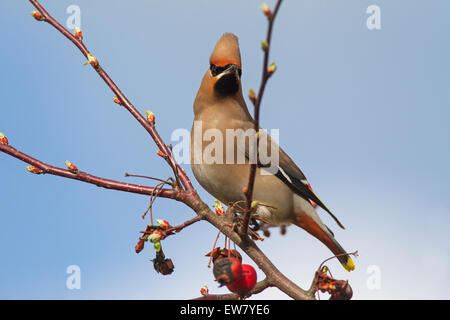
0 144 178 199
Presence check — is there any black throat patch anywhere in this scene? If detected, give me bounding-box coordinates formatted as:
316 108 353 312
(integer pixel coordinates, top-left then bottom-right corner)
214 72 240 96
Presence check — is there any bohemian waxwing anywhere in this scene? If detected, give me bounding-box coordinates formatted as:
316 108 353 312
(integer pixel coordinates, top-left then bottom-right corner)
190 33 354 272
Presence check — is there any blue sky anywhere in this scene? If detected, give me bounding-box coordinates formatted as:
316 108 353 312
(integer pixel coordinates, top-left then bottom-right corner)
0 0 449 299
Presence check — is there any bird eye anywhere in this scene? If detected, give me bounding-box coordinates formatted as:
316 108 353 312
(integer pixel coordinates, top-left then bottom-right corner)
210 64 225 77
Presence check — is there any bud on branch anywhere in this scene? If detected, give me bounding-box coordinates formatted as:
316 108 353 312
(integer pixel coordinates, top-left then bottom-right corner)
145 110 155 125
267 62 277 75
73 27 83 41
65 160 79 173
0 132 8 145
26 165 43 174
261 3 272 18
83 53 98 68
31 10 44 21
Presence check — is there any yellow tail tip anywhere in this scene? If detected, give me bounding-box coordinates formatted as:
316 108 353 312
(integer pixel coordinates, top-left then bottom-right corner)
343 258 355 272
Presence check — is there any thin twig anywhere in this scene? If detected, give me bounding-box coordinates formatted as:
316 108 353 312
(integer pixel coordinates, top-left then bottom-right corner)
125 172 175 186
193 277 273 300
142 180 169 223
165 215 203 234
241 0 283 235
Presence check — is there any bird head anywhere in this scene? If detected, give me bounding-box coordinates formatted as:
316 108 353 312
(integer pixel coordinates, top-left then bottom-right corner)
194 33 250 119
209 33 242 97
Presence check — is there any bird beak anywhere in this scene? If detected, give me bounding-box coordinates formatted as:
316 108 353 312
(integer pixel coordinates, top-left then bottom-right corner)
217 64 240 80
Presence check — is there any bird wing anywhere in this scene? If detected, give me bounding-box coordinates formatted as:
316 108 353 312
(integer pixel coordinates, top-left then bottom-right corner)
234 121 345 229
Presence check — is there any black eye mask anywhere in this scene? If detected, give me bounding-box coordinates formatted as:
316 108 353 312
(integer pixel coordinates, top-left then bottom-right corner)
210 64 242 78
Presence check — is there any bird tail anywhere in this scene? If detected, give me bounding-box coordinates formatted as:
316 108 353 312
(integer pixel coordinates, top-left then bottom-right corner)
293 213 355 272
